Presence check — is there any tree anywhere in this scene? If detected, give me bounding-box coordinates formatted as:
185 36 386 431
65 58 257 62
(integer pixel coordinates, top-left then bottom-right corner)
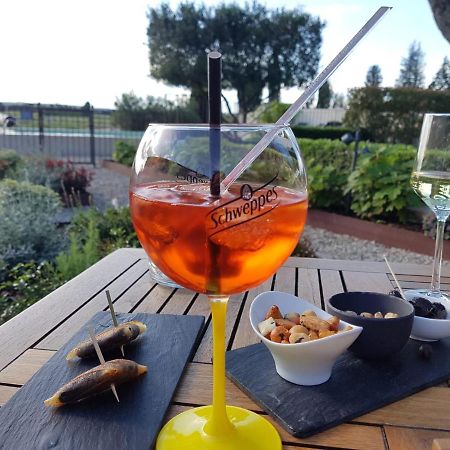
263 9 323 102
396 41 426 88
365 65 383 87
428 0 450 43
147 2 323 122
316 81 332 108
429 56 450 90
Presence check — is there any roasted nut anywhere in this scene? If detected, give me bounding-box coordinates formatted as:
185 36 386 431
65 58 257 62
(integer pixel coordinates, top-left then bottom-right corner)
300 315 330 331
284 312 301 325
327 316 340 331
257 318 276 337
270 326 290 343
290 325 309 335
319 329 337 338
374 312 383 319
301 310 317 317
345 310 357 316
360 312 373 318
384 312 399 319
265 305 282 320
289 332 310 344
308 331 319 340
343 325 353 331
274 318 296 330
281 340 290 344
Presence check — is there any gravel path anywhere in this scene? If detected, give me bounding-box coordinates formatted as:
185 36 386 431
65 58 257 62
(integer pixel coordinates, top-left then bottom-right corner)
89 165 446 266
303 226 449 266
89 167 130 211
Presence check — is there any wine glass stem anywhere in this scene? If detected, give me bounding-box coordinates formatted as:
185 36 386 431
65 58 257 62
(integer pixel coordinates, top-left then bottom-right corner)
431 219 446 293
204 295 234 436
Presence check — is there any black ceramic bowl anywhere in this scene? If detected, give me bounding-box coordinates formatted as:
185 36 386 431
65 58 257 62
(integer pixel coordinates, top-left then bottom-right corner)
327 292 414 359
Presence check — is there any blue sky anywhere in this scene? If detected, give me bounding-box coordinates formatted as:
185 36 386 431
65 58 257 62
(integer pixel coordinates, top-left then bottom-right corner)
0 0 448 109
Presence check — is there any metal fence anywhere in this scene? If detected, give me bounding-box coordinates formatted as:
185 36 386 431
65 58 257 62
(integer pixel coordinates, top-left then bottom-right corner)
0 103 142 165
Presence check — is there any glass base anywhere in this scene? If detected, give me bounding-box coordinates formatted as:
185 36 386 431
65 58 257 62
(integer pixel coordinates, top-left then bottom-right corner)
156 405 282 450
148 260 180 288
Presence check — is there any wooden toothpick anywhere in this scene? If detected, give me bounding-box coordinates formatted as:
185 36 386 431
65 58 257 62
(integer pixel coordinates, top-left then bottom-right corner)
88 327 120 403
383 255 406 300
106 290 124 357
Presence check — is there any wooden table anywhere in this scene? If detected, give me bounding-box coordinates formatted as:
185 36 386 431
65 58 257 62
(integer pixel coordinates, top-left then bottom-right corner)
1 248 449 450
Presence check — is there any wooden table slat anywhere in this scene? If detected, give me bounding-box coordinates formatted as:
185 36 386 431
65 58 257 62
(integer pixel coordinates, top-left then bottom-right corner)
385 426 450 450
0 385 19 406
342 271 394 293
320 269 344 303
297 268 321 308
231 276 274 351
0 349 54 385
193 294 244 363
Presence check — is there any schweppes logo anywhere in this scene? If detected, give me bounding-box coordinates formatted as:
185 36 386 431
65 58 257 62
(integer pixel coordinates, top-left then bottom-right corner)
208 175 279 238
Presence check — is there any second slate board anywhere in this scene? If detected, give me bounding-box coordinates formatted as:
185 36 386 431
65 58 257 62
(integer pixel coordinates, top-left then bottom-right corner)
226 338 450 438
0 311 204 450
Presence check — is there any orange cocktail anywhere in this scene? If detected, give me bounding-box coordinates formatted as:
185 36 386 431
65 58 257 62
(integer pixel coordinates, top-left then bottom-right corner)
130 182 307 295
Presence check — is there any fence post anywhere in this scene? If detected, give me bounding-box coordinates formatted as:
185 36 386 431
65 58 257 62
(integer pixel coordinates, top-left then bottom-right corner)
88 106 96 166
38 103 44 152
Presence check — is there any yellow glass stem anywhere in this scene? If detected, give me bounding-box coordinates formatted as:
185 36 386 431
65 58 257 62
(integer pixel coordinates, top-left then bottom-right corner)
204 296 234 436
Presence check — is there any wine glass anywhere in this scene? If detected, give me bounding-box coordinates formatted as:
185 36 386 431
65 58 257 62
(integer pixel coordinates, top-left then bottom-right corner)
129 124 308 450
410 113 450 304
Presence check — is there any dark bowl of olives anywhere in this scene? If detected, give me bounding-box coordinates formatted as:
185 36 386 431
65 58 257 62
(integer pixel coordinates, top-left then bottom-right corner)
403 291 450 342
327 291 414 359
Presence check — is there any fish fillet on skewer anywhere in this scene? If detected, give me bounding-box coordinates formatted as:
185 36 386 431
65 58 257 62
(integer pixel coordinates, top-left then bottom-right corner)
44 359 147 407
66 321 147 360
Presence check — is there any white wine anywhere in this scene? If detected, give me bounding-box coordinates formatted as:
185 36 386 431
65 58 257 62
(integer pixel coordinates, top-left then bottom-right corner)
411 170 450 214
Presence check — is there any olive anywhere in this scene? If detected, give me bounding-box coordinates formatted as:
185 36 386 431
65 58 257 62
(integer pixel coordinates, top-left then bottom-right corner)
431 302 448 320
389 290 402 298
418 344 433 359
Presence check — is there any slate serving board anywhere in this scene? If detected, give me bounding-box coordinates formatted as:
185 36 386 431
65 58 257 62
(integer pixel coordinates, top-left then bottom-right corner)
226 338 450 438
0 312 204 450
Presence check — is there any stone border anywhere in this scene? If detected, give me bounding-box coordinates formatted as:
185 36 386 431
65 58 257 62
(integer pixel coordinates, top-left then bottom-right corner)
307 209 448 257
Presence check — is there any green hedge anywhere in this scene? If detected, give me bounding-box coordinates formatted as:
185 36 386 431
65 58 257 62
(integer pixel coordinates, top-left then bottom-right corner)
344 87 450 144
300 138 421 222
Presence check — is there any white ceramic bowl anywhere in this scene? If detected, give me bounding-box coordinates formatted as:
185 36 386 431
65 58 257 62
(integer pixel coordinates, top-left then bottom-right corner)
404 291 450 342
249 291 363 386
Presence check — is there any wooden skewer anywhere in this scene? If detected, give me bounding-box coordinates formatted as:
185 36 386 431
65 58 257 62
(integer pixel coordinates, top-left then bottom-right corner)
88 327 120 403
383 255 406 300
106 290 124 357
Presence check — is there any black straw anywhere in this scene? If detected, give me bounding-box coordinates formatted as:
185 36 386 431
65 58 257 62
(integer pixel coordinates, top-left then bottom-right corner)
208 51 222 197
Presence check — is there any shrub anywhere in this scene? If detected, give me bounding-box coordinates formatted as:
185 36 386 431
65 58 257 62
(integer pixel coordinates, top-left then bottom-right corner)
0 180 64 266
113 141 136 166
299 138 354 210
0 261 61 325
255 101 290 123
21 158 94 207
69 207 139 254
55 218 100 280
345 144 420 222
0 149 23 180
344 86 450 144
112 93 200 130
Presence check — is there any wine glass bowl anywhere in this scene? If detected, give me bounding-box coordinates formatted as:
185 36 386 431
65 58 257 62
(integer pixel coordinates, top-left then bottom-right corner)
409 114 450 305
129 124 308 450
130 124 307 295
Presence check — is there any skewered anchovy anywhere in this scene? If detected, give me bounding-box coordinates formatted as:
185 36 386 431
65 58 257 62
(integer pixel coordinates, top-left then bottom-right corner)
44 359 147 407
66 321 147 360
